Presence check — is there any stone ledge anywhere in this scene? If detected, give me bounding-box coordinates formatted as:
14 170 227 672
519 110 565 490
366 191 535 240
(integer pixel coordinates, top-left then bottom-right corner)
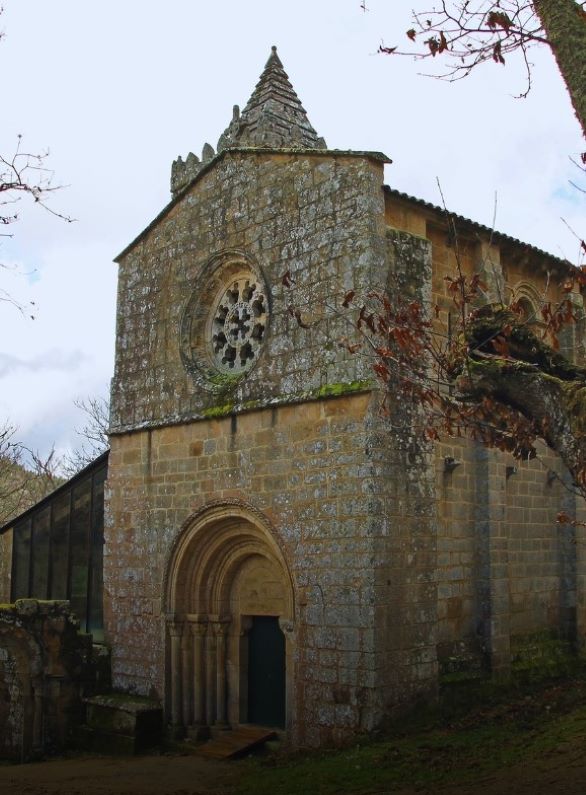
85 693 162 715
109 379 374 436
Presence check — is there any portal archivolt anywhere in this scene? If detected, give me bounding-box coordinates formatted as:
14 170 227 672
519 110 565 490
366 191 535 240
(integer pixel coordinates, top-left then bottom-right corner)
165 503 295 733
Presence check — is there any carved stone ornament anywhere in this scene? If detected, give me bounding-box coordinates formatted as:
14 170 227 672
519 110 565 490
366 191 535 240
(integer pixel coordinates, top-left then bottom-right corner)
180 251 269 392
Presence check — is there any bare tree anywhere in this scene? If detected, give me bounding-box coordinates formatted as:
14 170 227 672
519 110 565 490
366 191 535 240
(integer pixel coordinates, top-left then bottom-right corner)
0 8 74 521
0 7 72 316
378 0 586 134
285 208 586 502
0 423 62 525
62 396 109 476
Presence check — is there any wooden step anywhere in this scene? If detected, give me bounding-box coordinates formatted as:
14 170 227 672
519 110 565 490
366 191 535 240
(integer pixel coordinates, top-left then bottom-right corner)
195 725 277 759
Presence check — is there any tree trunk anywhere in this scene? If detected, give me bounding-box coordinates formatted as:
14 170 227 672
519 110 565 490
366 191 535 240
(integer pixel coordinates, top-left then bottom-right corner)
457 305 586 494
464 359 586 493
534 0 586 137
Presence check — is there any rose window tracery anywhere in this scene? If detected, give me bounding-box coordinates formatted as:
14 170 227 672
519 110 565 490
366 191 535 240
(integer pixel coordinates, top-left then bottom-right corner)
180 253 270 391
211 278 267 372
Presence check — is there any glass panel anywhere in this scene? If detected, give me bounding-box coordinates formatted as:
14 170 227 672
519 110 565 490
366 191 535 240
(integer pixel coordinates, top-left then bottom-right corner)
50 491 71 600
88 466 106 641
31 506 50 598
11 518 32 600
69 476 92 630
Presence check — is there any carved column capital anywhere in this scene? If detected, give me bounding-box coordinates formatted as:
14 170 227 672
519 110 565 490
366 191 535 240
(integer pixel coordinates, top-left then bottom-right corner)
239 616 253 637
211 619 231 638
167 619 184 638
278 617 295 635
188 620 208 638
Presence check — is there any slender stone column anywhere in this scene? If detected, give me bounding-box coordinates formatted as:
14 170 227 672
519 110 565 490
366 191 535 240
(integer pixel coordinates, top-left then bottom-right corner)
31 680 43 750
189 619 208 726
205 626 217 726
181 627 193 727
474 446 510 676
213 620 230 727
278 617 295 731
168 620 184 729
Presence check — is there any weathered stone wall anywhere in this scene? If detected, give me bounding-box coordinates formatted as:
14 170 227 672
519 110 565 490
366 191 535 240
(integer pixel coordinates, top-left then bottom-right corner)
106 180 442 744
435 438 482 674
0 599 90 760
434 439 576 678
111 150 387 433
0 528 12 603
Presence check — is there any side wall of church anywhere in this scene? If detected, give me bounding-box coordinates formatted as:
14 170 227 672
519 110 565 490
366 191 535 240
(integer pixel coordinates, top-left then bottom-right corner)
386 193 585 678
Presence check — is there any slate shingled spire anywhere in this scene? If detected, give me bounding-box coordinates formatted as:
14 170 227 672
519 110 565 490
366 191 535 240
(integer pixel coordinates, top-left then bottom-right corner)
217 46 326 151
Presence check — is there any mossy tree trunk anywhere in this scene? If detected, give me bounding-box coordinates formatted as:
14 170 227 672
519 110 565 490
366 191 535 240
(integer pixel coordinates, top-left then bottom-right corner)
465 361 586 491
534 0 586 136
457 305 586 493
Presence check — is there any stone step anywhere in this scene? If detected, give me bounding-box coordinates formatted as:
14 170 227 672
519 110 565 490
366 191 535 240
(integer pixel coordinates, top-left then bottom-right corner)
195 725 277 759
80 693 163 754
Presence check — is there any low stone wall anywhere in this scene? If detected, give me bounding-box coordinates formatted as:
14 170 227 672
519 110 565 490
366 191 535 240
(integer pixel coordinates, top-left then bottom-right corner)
0 599 92 760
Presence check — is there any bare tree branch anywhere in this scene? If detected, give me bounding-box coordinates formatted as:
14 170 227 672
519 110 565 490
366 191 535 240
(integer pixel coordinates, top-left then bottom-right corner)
62 396 109 477
378 0 586 129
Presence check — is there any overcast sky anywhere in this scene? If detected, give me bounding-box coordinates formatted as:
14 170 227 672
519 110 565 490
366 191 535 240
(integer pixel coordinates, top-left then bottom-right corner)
0 0 583 464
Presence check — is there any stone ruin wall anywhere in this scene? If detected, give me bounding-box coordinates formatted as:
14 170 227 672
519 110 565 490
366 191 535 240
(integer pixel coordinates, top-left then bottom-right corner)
0 599 91 760
0 528 12 603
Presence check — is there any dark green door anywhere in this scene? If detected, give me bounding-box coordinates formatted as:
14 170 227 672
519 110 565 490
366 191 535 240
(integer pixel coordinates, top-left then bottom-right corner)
247 616 286 728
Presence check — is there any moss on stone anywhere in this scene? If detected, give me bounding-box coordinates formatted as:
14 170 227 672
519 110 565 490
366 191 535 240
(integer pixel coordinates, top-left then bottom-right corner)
510 631 581 681
440 670 485 686
207 372 243 388
201 403 235 419
199 380 373 420
562 381 586 436
315 380 372 399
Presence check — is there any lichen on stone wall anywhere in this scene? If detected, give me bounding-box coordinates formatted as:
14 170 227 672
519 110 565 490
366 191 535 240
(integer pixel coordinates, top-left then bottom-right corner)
110 150 387 435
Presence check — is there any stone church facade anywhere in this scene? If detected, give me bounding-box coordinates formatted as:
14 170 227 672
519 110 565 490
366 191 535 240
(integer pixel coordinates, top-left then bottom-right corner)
2 47 585 749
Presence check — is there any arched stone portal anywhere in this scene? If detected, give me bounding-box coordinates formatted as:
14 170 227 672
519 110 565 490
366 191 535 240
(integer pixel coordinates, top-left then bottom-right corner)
164 503 295 735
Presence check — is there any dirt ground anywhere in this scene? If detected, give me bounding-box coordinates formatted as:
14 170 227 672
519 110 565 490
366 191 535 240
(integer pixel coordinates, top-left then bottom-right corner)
2 737 586 795
0 753 236 795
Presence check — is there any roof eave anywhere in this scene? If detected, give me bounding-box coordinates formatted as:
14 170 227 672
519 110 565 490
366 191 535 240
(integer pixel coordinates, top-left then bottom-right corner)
384 186 575 270
0 450 110 535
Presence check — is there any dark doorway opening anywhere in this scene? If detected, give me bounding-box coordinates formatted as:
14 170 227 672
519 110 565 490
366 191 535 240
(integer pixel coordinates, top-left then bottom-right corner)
247 616 285 729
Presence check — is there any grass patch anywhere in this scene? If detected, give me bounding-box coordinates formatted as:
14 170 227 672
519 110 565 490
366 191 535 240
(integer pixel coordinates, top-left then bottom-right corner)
236 677 586 795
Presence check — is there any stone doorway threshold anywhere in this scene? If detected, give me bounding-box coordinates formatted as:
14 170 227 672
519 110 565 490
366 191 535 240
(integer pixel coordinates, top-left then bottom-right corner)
195 725 277 759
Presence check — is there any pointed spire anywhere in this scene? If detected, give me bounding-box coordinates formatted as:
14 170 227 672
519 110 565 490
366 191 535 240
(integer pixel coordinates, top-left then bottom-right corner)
217 46 326 151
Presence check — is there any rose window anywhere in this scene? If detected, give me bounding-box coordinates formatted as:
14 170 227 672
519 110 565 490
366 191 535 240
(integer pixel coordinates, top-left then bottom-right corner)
210 277 268 373
180 254 270 391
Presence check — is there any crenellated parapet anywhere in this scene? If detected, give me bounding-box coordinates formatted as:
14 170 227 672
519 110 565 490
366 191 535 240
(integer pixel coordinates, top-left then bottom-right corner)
171 143 217 197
